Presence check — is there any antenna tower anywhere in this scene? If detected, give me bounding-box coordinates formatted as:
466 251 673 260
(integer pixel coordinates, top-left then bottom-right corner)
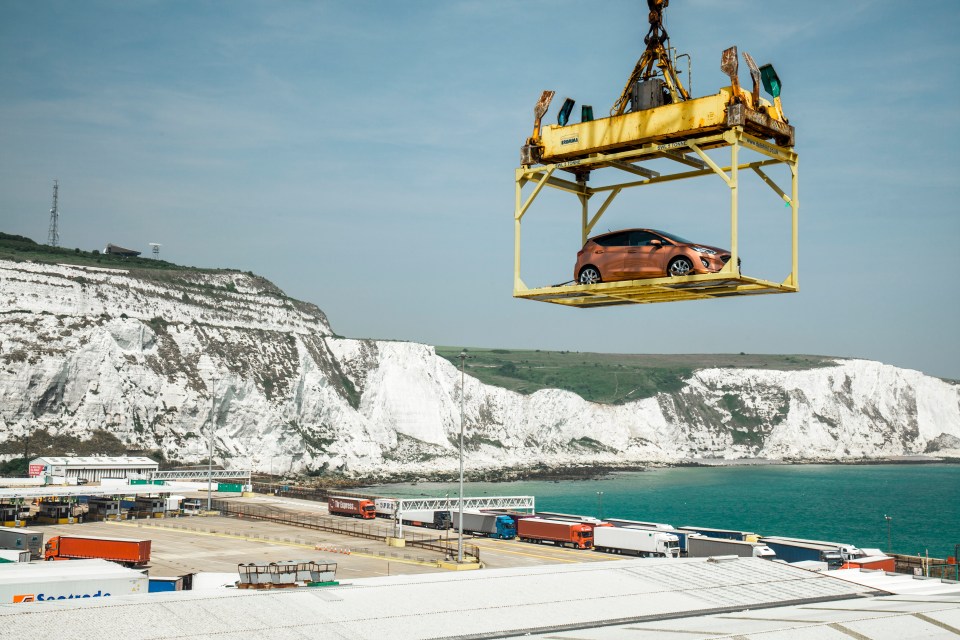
149 242 162 260
48 179 60 247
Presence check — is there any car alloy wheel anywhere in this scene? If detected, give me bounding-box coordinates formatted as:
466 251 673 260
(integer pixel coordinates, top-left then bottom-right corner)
668 257 693 277
578 266 602 284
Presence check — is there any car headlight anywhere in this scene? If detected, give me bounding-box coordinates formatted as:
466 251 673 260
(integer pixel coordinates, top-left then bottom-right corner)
692 246 716 255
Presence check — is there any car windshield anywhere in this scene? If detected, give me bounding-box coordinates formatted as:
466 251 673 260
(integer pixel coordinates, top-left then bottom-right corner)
650 229 695 245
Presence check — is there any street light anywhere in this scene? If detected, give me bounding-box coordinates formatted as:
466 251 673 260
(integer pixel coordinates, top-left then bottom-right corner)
198 356 216 512
596 491 604 520
457 349 470 563
884 514 893 552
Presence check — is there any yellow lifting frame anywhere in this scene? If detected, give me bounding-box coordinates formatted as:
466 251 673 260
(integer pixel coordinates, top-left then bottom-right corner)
513 127 799 307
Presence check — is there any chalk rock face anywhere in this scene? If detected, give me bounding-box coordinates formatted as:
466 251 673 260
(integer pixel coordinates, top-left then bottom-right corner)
2 259 958 476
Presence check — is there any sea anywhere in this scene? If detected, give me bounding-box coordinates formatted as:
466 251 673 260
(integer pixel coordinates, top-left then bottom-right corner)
361 463 960 559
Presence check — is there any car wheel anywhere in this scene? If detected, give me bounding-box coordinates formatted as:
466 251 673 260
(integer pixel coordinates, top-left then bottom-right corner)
668 257 693 277
578 266 602 284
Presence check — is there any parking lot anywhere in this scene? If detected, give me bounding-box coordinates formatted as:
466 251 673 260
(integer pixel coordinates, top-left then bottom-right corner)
32 494 624 581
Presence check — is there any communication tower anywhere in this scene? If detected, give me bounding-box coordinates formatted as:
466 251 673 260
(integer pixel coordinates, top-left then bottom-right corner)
149 243 162 260
47 180 60 247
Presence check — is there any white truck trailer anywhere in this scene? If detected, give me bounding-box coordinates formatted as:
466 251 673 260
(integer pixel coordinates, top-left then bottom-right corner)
687 534 776 559
593 525 680 558
0 558 148 603
0 526 43 559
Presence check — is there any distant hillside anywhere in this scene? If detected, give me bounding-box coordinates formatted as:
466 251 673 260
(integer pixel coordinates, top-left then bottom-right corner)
0 231 219 274
435 348 837 405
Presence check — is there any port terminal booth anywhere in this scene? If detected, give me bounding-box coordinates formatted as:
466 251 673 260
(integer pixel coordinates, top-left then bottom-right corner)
36 501 73 525
87 497 124 521
133 496 166 518
0 503 28 527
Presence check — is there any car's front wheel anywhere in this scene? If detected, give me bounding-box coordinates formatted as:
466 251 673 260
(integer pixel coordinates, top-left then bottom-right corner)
668 257 693 277
578 266 602 284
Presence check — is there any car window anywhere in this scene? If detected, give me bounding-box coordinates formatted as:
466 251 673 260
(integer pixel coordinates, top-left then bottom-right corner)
651 229 693 245
628 230 658 246
593 232 629 247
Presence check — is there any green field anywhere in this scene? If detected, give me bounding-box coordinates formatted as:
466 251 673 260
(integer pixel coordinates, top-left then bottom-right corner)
435 347 837 404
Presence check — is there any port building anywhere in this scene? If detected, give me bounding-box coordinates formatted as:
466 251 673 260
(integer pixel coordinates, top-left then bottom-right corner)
28 456 159 483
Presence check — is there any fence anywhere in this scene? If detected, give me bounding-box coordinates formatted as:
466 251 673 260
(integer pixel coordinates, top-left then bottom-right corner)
212 500 480 562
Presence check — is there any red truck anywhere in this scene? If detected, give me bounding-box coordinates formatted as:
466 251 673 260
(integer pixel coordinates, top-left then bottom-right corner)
327 496 376 519
44 535 151 567
517 517 594 549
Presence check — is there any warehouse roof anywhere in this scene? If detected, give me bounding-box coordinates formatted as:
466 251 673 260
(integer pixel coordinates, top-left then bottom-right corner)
31 456 158 467
0 557 898 639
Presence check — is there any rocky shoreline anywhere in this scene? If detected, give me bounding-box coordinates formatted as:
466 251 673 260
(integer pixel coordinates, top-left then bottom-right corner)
273 455 959 489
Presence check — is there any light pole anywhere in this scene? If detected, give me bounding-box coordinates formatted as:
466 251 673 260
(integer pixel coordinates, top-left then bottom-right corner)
457 349 470 563
596 491 604 520
199 356 216 512
884 514 892 552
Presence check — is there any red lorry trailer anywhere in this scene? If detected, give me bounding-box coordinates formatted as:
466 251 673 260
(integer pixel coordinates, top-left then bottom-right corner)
517 517 594 549
44 535 151 567
327 496 376 519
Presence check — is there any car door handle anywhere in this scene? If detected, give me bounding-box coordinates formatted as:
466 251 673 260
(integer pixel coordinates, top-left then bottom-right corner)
594 250 604 254
626 250 637 253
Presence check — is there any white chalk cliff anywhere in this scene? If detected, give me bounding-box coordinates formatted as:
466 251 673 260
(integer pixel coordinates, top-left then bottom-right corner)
2 258 958 476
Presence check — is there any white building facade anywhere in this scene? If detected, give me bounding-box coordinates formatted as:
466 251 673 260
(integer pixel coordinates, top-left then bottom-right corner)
28 456 159 482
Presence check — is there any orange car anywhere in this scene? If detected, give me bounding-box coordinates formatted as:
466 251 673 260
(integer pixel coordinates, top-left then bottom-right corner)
575 228 735 284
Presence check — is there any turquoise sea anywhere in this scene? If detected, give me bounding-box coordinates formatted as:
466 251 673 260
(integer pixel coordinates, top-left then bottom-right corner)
362 464 960 558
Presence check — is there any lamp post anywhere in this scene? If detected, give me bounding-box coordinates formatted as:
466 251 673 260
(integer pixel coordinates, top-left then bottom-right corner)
198 356 216 512
884 514 892 552
596 491 604 520
457 349 470 563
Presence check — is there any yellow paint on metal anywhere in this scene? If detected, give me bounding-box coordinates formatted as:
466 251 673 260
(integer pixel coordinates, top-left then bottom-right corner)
513 127 798 307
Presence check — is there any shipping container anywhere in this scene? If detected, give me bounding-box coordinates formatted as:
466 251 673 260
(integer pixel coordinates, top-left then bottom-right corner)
450 510 516 539
0 558 148 603
759 536 863 562
841 555 896 572
594 526 680 557
517 518 594 549
687 535 775 559
327 496 376 519
606 518 676 530
535 512 605 525
0 526 43 559
44 535 151 567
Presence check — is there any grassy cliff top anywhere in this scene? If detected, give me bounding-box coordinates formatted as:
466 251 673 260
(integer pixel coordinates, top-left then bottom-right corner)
435 347 838 404
0 231 225 273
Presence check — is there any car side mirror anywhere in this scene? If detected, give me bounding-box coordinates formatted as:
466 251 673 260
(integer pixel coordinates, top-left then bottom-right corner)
650 239 662 247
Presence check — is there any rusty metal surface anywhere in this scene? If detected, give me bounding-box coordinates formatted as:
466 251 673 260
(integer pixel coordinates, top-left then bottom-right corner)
726 103 795 147
742 51 761 108
534 90 555 122
720 46 739 80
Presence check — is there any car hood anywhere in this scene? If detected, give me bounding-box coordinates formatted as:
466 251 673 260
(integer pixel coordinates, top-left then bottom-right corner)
685 242 730 255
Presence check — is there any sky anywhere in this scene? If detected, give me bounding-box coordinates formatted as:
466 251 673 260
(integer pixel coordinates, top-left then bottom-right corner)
1 1 958 379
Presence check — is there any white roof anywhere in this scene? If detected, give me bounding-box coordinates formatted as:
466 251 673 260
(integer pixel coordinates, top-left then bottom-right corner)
0 557 884 638
30 456 158 468
830 567 960 596
0 559 145 585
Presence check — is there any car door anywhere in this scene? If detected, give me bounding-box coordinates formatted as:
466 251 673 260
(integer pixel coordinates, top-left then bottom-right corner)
622 230 662 277
590 232 631 280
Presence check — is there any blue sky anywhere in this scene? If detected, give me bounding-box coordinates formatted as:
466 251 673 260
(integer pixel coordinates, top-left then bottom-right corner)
1 1 958 379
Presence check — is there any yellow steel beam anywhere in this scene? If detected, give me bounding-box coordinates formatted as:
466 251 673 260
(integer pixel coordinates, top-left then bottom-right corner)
689 143 733 187
751 166 791 206
583 189 621 242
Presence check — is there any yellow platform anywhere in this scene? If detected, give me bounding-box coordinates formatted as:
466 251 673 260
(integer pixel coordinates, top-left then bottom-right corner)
515 271 797 308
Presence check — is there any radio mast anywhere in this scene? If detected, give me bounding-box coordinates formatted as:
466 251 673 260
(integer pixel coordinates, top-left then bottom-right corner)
47 179 60 247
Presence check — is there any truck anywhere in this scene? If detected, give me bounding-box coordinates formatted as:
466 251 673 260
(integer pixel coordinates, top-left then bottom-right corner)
449 510 516 539
687 535 775 559
517 517 594 549
399 509 451 530
0 526 43 559
374 498 398 519
44 535 151 567
0 558 148 603
593 526 680 558
327 496 376 520
678 526 755 541
759 536 862 568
